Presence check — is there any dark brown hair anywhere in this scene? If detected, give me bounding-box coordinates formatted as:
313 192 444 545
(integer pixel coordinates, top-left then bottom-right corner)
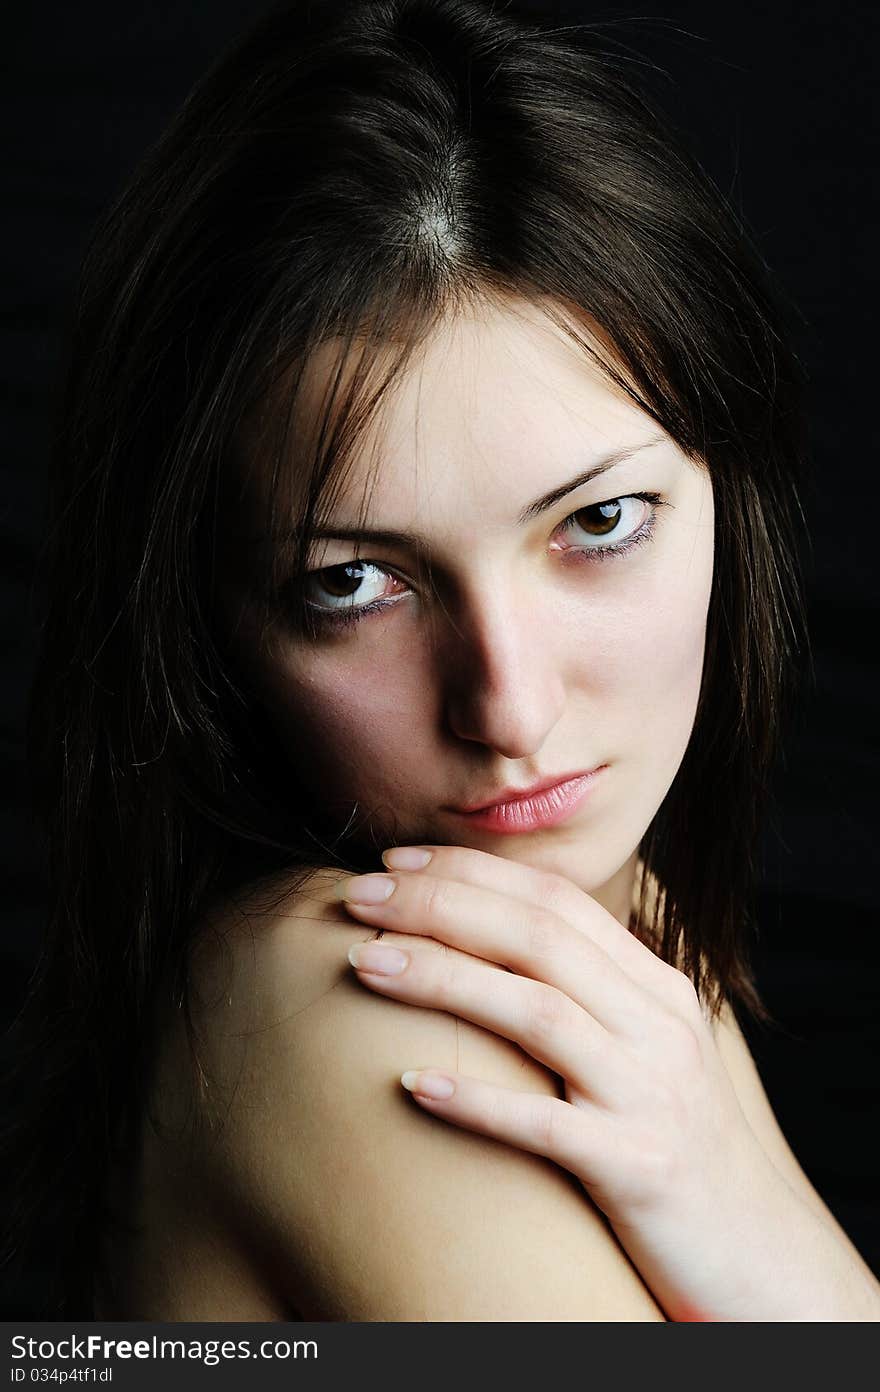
2 0 810 1317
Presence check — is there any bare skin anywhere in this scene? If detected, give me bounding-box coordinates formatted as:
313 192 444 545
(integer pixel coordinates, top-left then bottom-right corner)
97 295 879 1319
220 294 714 920
97 861 872 1321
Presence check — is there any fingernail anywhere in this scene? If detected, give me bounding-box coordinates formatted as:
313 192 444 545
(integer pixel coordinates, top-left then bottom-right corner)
382 846 433 870
348 943 409 975
400 1070 456 1100
342 873 397 904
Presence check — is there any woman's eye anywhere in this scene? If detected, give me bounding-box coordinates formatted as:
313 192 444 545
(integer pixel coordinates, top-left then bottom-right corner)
304 559 403 612
555 494 655 552
296 491 663 633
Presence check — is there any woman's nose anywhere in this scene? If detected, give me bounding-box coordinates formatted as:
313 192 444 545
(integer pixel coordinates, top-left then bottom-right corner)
440 591 566 758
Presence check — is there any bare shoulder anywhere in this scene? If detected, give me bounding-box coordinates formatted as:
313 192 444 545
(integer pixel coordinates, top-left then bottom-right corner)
166 865 665 1322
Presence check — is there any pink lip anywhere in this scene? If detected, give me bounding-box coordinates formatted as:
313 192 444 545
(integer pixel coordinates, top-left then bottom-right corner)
452 768 605 835
453 768 602 813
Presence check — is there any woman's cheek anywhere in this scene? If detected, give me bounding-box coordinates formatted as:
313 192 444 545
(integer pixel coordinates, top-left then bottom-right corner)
265 648 429 794
591 535 712 733
641 575 712 746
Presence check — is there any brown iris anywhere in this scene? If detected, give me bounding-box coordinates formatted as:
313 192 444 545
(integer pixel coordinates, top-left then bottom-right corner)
575 500 622 535
311 560 371 598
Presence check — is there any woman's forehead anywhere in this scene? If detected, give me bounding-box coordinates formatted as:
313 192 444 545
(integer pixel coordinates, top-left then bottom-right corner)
239 295 662 523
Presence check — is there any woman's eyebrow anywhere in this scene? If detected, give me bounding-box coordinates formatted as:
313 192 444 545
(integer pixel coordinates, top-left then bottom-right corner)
260 433 666 547
518 433 666 524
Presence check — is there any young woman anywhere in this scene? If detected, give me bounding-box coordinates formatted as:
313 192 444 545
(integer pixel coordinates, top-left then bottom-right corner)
5 0 879 1320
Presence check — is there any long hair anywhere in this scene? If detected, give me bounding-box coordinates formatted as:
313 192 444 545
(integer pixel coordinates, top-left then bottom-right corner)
2 0 810 1317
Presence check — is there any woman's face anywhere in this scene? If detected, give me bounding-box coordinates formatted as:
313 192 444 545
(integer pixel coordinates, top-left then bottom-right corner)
223 297 714 922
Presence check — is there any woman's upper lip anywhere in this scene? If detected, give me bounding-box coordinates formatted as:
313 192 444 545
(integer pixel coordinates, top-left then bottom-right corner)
451 767 603 814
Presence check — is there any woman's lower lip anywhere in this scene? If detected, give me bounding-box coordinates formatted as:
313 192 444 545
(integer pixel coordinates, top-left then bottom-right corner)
454 769 605 834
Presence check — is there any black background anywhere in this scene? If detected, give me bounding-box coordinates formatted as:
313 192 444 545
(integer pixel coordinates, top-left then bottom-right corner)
2 0 878 1295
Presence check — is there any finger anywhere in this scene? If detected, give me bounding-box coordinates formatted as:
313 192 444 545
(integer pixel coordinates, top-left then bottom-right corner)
397 1067 614 1189
381 843 677 1003
342 870 667 1042
348 936 634 1106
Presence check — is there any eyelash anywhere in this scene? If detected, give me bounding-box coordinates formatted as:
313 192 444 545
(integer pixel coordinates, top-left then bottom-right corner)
296 491 666 635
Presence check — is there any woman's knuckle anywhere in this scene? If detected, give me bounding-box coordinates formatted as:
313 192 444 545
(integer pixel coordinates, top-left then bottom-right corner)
482 1085 509 1135
523 983 567 1042
534 1095 568 1151
533 871 571 916
434 952 461 1003
523 908 561 961
420 877 448 921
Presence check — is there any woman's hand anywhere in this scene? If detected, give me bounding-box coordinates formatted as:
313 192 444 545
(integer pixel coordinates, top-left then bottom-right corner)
337 844 880 1322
